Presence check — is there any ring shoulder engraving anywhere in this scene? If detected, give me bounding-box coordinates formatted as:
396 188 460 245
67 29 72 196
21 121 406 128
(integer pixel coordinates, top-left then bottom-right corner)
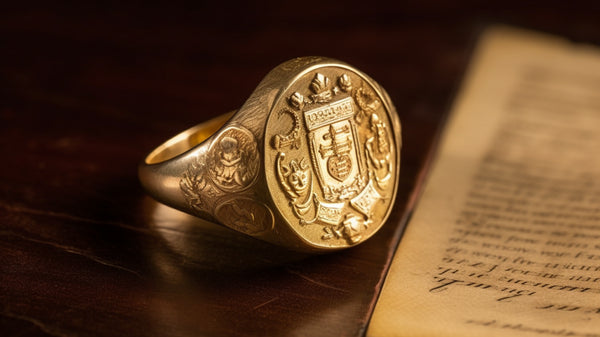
180 125 273 236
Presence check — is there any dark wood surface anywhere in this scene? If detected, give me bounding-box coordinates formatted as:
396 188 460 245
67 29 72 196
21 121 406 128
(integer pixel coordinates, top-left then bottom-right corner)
1 2 599 336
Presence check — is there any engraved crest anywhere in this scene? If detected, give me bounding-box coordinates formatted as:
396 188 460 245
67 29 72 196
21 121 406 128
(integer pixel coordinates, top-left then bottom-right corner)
266 69 398 247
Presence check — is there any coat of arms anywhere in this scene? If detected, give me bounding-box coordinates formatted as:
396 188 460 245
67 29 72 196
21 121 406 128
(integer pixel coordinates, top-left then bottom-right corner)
303 97 367 202
271 71 392 244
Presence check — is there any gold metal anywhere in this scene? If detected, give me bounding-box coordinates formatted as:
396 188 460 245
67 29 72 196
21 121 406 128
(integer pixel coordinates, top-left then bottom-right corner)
139 57 402 252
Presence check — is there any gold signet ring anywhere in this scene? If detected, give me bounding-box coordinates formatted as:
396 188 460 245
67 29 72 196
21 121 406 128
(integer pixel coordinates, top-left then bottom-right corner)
139 57 401 252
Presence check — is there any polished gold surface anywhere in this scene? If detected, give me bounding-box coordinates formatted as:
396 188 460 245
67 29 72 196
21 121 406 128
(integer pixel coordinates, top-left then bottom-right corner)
139 57 401 252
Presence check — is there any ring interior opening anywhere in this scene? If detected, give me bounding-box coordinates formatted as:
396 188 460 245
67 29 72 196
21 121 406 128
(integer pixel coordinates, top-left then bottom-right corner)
145 112 234 164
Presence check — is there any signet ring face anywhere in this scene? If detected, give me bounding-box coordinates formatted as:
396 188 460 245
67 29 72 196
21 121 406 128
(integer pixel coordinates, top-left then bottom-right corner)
139 57 401 252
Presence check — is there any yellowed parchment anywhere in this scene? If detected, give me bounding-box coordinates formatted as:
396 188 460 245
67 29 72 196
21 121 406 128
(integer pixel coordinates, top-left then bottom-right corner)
368 27 600 337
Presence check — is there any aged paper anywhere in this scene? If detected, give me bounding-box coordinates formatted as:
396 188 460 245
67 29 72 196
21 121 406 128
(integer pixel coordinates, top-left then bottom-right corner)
368 27 600 337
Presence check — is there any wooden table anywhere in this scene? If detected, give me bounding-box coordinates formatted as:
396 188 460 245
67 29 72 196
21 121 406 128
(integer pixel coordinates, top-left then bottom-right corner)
2 2 598 336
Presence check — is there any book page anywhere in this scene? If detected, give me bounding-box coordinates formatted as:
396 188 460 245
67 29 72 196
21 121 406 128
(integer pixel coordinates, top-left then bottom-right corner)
368 27 600 337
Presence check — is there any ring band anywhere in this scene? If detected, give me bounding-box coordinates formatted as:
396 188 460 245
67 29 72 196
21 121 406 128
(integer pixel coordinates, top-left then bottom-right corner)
139 57 401 252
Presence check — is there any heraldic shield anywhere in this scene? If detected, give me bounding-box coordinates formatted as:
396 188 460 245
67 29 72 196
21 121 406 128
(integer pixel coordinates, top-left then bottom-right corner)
303 97 367 203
